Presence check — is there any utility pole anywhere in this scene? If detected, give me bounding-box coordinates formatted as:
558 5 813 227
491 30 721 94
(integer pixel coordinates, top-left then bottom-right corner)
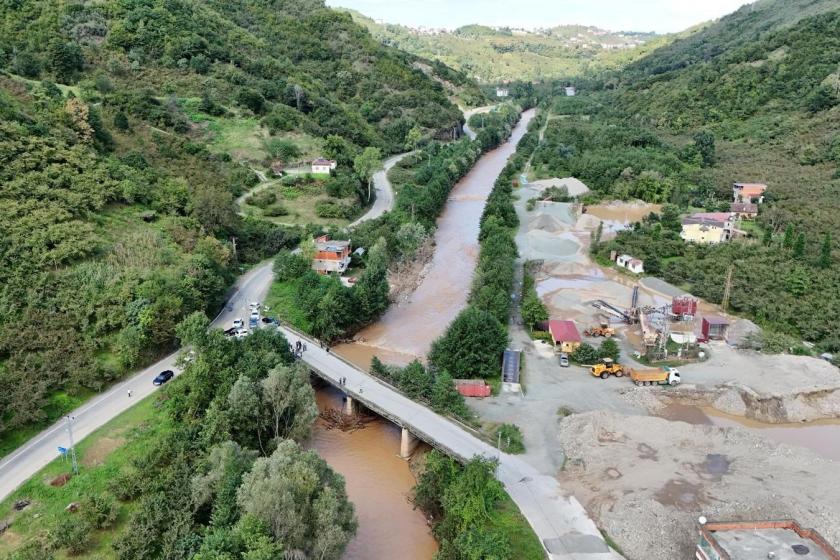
721 264 734 311
65 415 78 474
230 236 237 261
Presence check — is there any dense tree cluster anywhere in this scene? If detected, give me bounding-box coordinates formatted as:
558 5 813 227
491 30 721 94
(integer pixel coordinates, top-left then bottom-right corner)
0 0 473 153
13 316 355 559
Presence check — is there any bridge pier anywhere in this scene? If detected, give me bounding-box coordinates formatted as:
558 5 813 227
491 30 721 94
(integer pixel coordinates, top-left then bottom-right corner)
343 395 356 416
399 427 419 459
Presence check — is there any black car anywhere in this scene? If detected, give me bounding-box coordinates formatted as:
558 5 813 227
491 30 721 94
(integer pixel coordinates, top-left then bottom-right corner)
153 370 175 386
261 317 277 324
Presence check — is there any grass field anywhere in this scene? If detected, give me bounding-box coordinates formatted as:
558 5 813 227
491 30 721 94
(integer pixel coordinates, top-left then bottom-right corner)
487 495 546 560
239 180 357 228
265 280 312 333
0 397 168 558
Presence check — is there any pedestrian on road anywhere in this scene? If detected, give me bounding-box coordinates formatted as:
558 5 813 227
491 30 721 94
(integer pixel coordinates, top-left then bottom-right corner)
325 346 330 353
127 388 132 398
319 340 323 348
303 342 307 352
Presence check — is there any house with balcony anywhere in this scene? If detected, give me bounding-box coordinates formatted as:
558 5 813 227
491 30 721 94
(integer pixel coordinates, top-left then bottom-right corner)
312 235 351 274
732 182 767 204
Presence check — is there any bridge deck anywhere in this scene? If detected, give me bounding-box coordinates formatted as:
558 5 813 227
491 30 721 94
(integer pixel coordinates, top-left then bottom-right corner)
281 327 622 560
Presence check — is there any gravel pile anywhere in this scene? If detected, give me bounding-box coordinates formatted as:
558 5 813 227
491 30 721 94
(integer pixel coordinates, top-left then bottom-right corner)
557 411 840 560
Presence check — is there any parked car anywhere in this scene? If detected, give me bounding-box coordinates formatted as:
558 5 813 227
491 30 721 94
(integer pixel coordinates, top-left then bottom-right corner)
153 370 175 386
558 353 570 368
261 316 277 324
234 329 250 339
223 327 237 337
249 302 260 310
232 318 244 329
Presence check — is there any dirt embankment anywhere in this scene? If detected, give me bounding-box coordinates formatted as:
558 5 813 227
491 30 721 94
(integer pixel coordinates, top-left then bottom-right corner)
557 411 840 560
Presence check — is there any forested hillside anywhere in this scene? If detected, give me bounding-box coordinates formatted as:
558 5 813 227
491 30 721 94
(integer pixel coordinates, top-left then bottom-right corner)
346 10 664 82
0 0 482 448
550 0 840 349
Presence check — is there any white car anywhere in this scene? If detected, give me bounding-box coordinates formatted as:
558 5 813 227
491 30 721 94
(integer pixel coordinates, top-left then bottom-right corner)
234 329 250 339
249 302 260 310
232 318 244 329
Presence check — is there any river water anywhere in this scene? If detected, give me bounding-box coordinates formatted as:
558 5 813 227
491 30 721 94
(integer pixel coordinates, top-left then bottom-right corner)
314 110 536 560
309 387 437 560
337 109 537 369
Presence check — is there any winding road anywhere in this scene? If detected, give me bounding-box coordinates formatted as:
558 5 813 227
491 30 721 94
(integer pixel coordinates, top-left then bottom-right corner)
0 153 405 503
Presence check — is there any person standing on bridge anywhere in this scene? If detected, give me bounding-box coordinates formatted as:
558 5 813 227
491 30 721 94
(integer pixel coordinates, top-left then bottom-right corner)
127 388 132 398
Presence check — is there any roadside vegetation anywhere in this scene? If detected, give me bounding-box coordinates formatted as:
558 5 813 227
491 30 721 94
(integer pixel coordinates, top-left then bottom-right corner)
1 315 356 559
414 451 544 560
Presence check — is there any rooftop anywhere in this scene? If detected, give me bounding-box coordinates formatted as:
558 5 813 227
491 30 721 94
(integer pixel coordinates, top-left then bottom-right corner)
703 314 730 326
701 520 840 560
730 202 758 213
312 158 336 165
548 320 581 343
502 349 521 383
682 212 733 227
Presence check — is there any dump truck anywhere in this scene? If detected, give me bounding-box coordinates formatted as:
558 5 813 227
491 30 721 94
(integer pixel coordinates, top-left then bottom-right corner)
629 366 681 386
590 358 625 379
583 321 616 338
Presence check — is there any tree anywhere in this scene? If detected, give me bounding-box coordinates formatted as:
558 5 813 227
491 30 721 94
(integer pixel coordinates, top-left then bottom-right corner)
429 307 508 379
176 311 210 348
237 88 265 114
692 130 715 166
354 237 389 323
353 147 381 202
264 138 300 162
793 232 806 259
598 339 620 362
236 440 356 559
192 185 238 234
430 371 469 417
819 233 832 269
405 126 423 151
273 250 310 281
762 227 773 246
47 40 83 83
259 363 318 443
113 111 130 131
570 343 599 364
783 224 795 249
520 291 548 329
395 360 434 400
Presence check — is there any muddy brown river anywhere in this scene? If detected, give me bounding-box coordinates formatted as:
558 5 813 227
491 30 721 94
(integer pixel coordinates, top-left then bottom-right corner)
315 111 535 559
337 109 536 369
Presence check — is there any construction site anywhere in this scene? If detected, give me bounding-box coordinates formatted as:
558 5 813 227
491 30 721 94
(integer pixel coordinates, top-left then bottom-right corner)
470 186 840 557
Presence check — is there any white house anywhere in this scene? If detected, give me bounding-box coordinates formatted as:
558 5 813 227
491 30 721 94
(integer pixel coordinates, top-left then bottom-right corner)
616 254 644 274
565 86 577 97
495 87 509 98
311 158 337 175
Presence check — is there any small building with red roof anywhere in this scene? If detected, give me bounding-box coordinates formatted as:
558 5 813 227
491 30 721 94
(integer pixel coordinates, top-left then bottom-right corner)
732 182 767 203
548 320 582 353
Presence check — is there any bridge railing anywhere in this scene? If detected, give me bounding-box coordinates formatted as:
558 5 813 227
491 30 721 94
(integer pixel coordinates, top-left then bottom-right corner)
277 321 496 449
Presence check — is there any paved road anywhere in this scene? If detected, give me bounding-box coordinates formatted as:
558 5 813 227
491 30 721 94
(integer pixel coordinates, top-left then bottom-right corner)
281 328 621 560
0 154 403 503
347 151 411 228
462 104 498 140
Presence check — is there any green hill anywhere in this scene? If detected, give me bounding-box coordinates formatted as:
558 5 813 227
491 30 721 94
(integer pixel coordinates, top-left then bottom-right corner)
546 0 840 348
344 10 662 82
0 0 483 444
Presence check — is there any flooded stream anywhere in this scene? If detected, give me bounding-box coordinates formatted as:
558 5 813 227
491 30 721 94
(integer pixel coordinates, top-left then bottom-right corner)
313 110 536 559
337 109 536 369
310 387 437 560
660 404 840 461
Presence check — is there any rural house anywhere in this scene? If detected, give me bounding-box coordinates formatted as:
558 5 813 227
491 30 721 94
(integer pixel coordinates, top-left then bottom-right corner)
729 202 758 219
732 182 767 203
312 235 351 274
616 254 644 274
565 86 577 96
680 212 735 244
495 87 509 98
548 320 582 353
311 158 337 175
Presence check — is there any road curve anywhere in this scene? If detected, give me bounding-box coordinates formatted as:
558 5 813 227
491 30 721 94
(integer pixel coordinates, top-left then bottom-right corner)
462 104 498 140
348 151 411 228
0 155 405 502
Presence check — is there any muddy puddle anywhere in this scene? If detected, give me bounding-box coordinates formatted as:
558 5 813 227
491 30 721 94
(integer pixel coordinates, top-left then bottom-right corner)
659 404 840 461
336 109 536 368
309 387 437 559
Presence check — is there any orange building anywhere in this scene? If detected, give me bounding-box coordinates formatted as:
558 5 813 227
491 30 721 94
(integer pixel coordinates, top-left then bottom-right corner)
312 235 351 274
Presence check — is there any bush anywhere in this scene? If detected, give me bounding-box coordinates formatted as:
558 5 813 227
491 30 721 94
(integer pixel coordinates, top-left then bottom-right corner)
81 493 119 529
597 339 620 362
494 423 525 454
51 516 92 555
245 190 277 209
570 343 599 364
315 200 353 219
273 251 310 281
263 203 289 217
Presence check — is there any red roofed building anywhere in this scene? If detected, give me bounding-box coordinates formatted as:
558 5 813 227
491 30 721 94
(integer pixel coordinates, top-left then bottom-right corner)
548 320 582 353
733 182 767 203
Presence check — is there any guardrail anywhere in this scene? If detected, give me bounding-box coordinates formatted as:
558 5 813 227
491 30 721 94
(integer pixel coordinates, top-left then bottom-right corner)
276 321 496 454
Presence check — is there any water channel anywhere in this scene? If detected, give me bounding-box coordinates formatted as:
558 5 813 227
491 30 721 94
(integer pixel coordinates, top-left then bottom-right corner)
312 110 536 559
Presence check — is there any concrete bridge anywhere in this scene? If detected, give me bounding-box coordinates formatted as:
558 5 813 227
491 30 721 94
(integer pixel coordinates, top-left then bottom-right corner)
280 326 622 560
